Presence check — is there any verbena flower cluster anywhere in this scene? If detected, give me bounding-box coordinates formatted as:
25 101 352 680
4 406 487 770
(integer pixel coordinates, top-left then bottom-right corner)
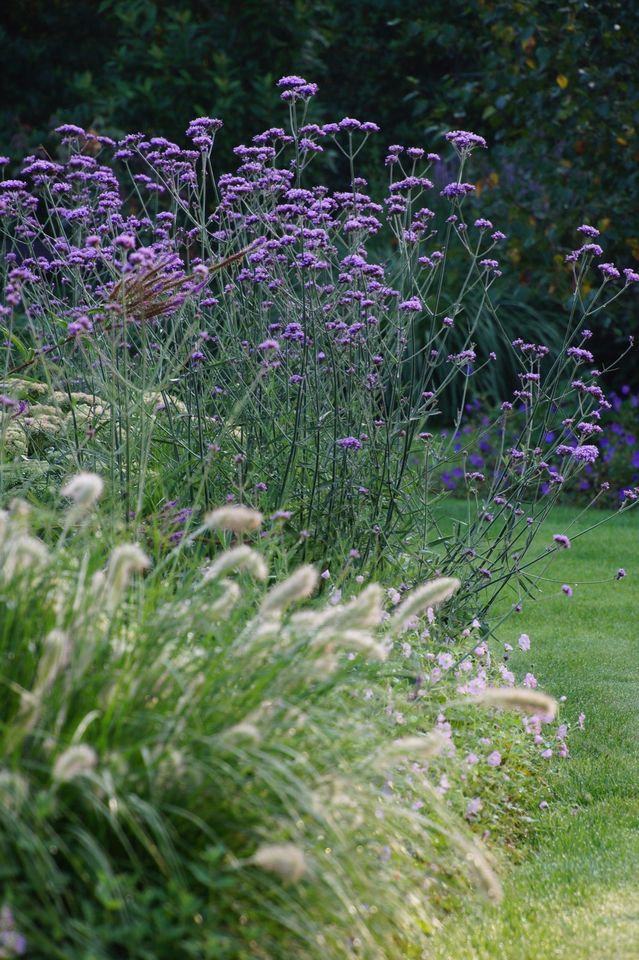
437 385 639 508
0 75 636 616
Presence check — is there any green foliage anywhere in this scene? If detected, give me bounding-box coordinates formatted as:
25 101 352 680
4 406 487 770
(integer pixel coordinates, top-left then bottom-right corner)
1 487 558 957
2 0 638 374
431 505 639 959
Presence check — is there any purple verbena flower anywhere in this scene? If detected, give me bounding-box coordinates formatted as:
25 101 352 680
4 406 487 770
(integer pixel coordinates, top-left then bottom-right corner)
556 444 599 463
337 436 362 450
440 181 476 199
577 224 600 238
445 130 487 151
398 296 422 312
553 534 572 549
598 262 620 280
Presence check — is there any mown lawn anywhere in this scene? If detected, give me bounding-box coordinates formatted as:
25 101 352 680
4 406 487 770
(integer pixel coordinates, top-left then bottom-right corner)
433 504 639 960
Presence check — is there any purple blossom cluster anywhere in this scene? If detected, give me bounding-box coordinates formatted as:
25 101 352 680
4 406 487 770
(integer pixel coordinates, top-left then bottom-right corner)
436 384 639 509
1 73 637 579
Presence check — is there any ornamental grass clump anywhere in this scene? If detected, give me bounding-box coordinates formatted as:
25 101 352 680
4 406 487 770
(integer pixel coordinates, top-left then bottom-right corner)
1 476 565 958
1 75 637 619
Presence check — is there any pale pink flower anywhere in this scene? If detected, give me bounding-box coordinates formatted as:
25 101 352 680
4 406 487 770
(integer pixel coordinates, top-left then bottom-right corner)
499 665 515 686
465 797 482 819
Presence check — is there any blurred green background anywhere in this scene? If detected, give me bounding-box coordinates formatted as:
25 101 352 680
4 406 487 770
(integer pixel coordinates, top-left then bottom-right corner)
1 0 638 382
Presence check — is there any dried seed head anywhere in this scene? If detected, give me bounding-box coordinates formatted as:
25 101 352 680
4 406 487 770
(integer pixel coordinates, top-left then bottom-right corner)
473 687 557 720
390 577 460 633
108 257 189 322
251 843 307 882
204 545 268 581
260 565 319 616
204 505 263 534
52 744 97 783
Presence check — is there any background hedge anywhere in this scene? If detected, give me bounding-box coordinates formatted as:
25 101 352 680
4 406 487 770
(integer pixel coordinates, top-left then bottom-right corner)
1 0 637 383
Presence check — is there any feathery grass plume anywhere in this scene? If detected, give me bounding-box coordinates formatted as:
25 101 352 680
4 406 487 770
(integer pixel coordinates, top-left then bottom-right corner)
251 843 307 883
105 543 151 601
219 720 262 744
12 689 42 745
311 628 389 662
472 687 558 720
108 256 191 323
377 731 449 766
0 509 9 547
61 472 104 519
8 498 31 530
2 534 49 582
32 629 70 694
259 564 319 616
317 583 385 632
0 770 28 812
286 608 329 633
458 835 503 902
52 744 97 783
204 505 263 534
203 545 268 581
206 578 242 619
389 577 461 634
219 701 276 743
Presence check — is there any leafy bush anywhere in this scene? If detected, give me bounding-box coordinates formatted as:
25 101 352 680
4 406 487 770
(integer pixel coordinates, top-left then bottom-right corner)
0 479 567 957
1 78 637 628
